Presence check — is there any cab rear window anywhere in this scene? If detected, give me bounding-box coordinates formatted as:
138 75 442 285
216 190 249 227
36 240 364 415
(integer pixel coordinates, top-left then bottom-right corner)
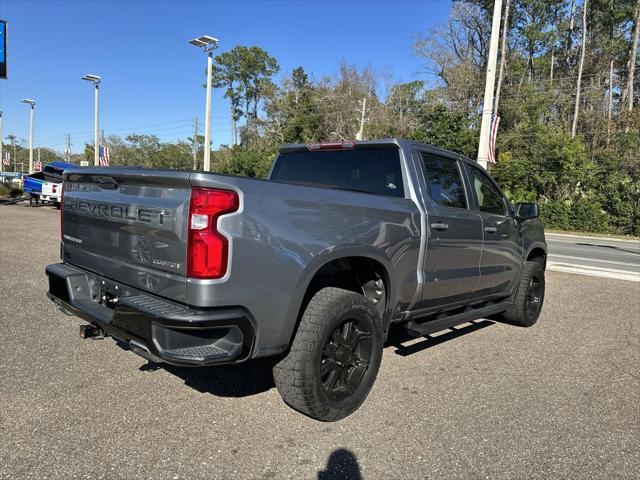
271 148 405 198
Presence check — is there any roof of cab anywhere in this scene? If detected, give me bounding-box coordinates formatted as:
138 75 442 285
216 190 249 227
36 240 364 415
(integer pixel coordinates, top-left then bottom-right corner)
278 138 479 167
47 161 78 171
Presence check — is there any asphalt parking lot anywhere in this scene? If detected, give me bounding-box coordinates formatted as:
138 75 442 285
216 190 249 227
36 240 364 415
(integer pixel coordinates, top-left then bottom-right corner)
1 204 639 480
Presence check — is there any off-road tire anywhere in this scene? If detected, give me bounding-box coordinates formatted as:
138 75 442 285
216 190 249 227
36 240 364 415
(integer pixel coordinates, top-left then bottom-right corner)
499 261 545 327
273 287 384 421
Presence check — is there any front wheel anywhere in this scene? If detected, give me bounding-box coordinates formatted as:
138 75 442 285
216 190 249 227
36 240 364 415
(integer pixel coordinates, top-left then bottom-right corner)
273 287 384 421
498 261 545 327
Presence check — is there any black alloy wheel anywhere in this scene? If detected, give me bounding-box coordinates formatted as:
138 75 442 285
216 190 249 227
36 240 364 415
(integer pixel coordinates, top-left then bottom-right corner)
320 318 373 402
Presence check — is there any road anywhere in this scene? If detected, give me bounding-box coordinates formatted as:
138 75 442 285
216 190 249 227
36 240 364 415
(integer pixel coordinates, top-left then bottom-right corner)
1 204 639 480
546 233 640 282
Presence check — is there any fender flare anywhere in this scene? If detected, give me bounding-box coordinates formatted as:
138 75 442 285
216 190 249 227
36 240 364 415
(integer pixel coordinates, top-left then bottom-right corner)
279 246 397 346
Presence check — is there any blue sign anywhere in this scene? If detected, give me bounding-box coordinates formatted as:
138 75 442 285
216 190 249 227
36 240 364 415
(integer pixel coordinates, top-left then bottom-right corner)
0 20 6 79
0 172 22 178
0 21 5 62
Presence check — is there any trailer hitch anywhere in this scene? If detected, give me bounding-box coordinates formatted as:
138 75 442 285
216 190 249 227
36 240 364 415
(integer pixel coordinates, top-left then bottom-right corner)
79 324 105 340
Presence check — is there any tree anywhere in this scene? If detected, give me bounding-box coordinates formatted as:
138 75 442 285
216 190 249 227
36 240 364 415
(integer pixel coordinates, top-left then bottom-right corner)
212 48 243 145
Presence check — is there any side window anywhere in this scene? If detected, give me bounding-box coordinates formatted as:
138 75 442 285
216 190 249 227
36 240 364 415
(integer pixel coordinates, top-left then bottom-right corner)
466 166 506 215
420 153 467 209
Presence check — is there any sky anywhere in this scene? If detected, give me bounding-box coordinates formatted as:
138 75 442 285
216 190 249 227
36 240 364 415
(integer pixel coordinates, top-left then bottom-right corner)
0 0 451 153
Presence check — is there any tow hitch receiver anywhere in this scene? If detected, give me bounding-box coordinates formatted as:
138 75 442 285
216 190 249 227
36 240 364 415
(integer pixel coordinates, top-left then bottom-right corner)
79 324 105 340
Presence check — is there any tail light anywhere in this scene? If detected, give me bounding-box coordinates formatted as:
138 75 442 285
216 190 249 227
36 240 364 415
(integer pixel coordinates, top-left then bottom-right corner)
187 187 239 279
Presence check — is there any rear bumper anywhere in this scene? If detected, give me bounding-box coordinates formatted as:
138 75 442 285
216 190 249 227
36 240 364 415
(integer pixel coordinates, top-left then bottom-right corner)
46 263 255 366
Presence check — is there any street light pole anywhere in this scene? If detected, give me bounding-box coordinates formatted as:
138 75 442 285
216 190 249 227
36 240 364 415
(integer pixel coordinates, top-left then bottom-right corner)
188 35 219 172
21 99 35 173
82 74 101 166
94 82 99 166
204 51 213 171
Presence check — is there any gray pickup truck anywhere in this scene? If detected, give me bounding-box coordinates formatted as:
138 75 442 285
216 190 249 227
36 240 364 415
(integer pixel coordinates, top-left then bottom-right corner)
46 139 547 421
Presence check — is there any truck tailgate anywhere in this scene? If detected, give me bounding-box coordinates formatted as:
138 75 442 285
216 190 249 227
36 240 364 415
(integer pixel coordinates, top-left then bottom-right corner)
62 169 191 302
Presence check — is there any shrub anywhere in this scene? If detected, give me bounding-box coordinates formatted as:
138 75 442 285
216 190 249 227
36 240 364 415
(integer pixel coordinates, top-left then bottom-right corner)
567 201 610 233
540 200 570 230
540 199 611 233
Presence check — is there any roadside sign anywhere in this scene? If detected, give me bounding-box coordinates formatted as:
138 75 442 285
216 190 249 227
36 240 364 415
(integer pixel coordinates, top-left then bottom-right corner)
34 161 42 172
80 161 89 167
0 20 6 79
0 171 21 178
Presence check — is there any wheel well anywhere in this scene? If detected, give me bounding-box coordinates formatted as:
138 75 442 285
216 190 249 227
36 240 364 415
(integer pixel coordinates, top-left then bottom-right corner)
301 257 390 324
527 247 547 269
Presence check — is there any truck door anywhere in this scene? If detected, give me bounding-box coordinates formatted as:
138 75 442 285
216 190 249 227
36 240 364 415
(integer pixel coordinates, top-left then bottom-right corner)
417 152 483 307
462 163 521 297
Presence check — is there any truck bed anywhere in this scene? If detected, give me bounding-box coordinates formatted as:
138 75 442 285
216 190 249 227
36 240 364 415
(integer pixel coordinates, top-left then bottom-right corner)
60 166 421 356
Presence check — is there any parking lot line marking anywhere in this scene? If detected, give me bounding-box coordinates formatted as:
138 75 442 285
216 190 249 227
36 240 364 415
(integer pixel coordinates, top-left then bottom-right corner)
547 262 640 282
548 254 640 267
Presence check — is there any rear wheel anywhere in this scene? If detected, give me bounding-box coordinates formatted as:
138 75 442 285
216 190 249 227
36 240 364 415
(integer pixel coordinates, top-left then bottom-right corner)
499 261 545 327
273 287 383 421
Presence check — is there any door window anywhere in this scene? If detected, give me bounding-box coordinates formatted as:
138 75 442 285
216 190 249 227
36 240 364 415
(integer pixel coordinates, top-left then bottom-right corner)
466 166 506 215
420 153 467 209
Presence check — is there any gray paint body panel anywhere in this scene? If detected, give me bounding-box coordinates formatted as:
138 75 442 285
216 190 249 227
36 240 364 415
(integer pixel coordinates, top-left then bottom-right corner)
59 139 546 359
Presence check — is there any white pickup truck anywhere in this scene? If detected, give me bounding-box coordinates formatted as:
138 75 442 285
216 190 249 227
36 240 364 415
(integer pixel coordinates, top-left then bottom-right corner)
23 161 77 208
41 181 62 207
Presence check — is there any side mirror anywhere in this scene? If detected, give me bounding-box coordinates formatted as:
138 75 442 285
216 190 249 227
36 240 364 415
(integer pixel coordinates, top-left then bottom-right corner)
515 202 539 221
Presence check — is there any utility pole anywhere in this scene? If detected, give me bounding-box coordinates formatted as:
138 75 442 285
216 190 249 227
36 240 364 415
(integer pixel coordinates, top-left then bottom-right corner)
493 0 510 114
65 134 72 162
627 1 639 111
477 0 503 169
356 96 367 141
571 0 588 139
37 148 40 166
192 117 199 170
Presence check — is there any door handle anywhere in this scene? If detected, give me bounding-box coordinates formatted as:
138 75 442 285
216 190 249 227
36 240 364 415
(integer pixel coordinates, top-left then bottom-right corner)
430 222 449 231
484 226 498 234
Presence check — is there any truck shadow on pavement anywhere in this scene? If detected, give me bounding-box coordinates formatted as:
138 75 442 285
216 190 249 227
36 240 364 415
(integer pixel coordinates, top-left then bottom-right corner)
159 358 278 397
576 242 640 256
386 319 495 357
140 320 494 399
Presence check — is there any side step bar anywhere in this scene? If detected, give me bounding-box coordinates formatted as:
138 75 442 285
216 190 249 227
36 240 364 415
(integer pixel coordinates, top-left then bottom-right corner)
405 302 507 337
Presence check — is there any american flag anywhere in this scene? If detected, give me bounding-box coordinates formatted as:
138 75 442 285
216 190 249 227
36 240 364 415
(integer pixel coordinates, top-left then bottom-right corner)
99 145 110 167
1 152 10 165
487 114 500 163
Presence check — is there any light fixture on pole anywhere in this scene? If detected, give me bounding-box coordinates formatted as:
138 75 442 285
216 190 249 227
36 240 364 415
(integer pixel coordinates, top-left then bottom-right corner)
21 99 35 173
81 74 101 166
188 35 219 172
